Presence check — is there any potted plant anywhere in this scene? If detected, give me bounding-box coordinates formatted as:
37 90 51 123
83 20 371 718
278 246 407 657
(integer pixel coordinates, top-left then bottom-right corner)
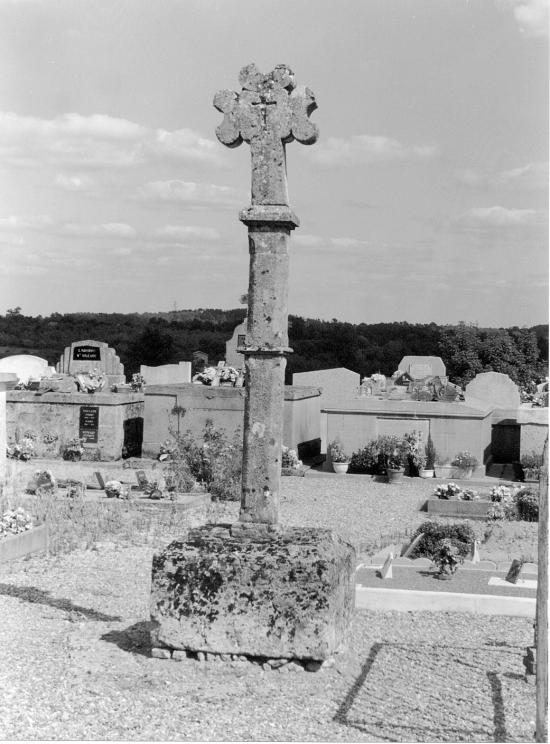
281 446 304 476
402 430 425 477
421 434 436 479
451 451 479 479
328 440 350 473
520 451 543 482
384 437 407 483
434 457 454 479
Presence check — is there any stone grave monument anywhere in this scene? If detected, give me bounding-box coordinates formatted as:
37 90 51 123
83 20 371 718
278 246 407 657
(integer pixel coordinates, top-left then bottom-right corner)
56 339 126 386
150 64 355 664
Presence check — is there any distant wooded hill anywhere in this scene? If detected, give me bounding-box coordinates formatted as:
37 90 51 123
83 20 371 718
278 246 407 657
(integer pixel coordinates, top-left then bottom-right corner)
0 307 547 389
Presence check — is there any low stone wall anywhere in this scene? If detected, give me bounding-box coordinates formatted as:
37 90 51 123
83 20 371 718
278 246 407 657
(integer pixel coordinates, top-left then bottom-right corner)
323 398 493 469
142 383 321 460
6 391 144 461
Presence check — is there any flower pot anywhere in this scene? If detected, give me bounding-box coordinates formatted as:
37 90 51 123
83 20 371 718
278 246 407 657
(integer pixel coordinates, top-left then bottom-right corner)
454 466 473 480
523 468 539 483
386 467 404 484
419 469 434 479
332 462 349 474
434 465 454 479
105 489 119 499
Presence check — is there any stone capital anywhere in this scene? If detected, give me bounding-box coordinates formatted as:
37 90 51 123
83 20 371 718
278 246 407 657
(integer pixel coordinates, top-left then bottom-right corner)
239 205 299 228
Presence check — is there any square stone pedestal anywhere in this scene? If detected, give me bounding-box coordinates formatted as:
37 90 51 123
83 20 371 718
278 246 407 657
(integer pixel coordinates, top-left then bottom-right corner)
150 523 356 661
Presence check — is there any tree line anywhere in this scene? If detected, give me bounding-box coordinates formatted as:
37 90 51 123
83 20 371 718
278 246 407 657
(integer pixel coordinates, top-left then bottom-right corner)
1 307 547 390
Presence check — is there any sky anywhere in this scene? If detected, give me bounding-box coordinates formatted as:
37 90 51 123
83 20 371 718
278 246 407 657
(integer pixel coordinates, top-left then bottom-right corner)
0 0 548 327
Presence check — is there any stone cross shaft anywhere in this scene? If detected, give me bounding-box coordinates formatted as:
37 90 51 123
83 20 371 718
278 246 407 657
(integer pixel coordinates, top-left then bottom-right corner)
214 64 318 525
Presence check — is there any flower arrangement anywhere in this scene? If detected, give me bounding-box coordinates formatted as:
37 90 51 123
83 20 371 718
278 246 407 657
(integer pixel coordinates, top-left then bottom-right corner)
192 367 218 386
62 437 85 461
451 451 478 469
328 440 349 463
130 373 146 391
7 436 35 461
460 488 479 501
490 485 518 503
42 431 58 445
104 480 124 498
281 446 302 470
0 507 33 538
158 439 177 462
219 366 239 384
432 538 464 578
433 482 462 500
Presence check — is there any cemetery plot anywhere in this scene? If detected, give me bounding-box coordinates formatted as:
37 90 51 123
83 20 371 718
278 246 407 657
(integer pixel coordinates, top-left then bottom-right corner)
337 642 534 743
355 563 537 598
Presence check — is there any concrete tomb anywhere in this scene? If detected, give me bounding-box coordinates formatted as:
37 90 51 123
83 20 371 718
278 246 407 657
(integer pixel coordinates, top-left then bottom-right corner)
151 64 355 662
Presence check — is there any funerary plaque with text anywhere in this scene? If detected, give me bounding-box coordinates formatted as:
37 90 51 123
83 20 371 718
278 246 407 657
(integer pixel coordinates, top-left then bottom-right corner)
79 405 99 443
73 345 101 362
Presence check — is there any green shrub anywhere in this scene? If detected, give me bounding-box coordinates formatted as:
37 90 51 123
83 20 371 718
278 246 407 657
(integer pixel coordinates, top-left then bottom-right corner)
349 441 380 474
515 488 539 522
408 520 475 559
168 420 242 501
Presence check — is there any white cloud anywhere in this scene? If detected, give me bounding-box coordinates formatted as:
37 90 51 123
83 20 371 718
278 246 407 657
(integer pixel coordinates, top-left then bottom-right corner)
154 225 220 241
60 222 137 239
461 205 539 226
55 173 95 192
0 214 54 230
137 179 244 207
330 237 367 249
501 0 549 37
307 134 437 166
456 161 548 190
0 111 223 170
292 234 324 247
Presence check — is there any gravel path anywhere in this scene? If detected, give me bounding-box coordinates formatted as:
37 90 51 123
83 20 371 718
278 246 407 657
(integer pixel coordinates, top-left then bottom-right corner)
0 474 538 741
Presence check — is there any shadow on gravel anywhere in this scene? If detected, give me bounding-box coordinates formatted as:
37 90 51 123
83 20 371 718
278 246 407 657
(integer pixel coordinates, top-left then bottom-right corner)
334 642 505 742
101 620 154 657
0 582 122 622
487 671 507 742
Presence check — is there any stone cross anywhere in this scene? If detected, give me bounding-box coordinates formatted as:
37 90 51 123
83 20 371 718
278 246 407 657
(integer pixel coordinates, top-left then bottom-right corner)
214 64 318 526
214 63 318 206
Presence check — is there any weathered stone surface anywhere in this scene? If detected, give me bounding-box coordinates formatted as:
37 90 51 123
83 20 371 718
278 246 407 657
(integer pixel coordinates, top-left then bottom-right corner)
151 647 171 659
150 524 355 661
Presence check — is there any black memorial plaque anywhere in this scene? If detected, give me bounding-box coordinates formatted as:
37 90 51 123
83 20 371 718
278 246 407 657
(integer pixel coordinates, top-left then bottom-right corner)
79 406 99 444
73 345 101 361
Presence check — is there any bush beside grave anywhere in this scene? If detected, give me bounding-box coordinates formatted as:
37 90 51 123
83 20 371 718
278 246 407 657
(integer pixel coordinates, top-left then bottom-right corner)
407 520 476 560
165 420 242 501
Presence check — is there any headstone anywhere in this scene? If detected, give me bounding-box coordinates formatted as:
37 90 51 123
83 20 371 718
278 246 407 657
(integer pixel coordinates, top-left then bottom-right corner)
225 321 247 368
139 362 191 385
380 552 393 579
398 356 446 379
56 339 125 385
465 372 521 409
150 64 355 663
505 558 524 584
0 354 52 385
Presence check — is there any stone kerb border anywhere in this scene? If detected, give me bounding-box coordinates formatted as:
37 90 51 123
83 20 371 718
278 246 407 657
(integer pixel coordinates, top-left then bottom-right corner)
150 647 332 672
0 523 49 563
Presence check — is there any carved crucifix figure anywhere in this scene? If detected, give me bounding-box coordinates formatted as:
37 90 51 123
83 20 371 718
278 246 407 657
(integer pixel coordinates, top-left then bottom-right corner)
214 65 318 525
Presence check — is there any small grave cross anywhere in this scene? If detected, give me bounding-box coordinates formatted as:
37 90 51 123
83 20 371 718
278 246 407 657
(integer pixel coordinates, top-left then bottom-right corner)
214 63 318 205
